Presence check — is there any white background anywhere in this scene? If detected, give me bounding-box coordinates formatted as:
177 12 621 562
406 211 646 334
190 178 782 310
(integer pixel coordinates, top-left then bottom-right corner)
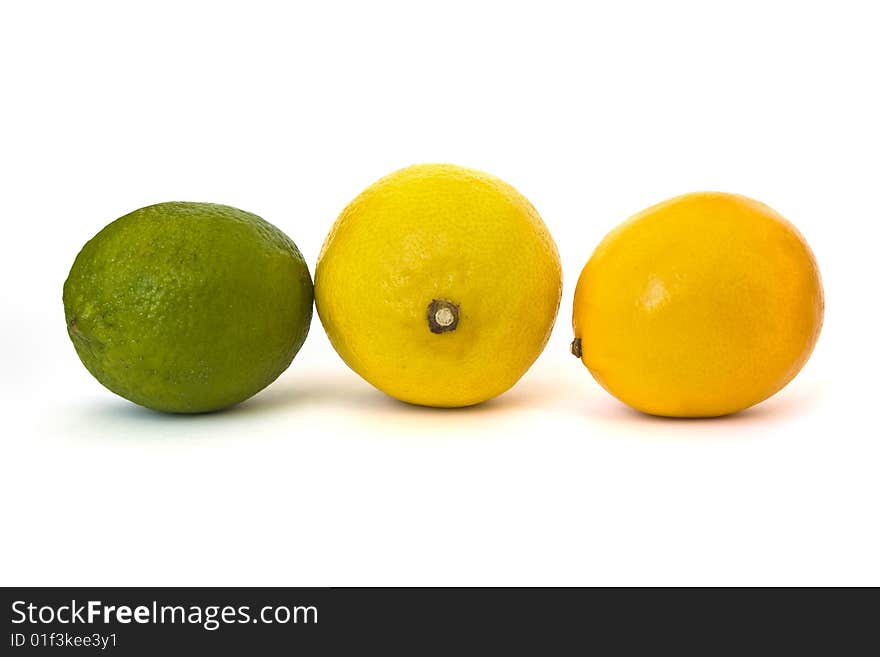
1 1 878 586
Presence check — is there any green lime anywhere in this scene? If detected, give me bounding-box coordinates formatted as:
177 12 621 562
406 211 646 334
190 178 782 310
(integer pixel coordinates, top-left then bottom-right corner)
63 202 313 413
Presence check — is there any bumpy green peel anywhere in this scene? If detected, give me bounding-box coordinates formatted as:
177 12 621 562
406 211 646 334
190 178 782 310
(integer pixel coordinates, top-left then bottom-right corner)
63 202 313 413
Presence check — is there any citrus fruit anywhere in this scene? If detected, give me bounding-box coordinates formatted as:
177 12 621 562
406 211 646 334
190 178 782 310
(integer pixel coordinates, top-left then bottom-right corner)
63 202 313 413
571 192 823 417
315 163 562 407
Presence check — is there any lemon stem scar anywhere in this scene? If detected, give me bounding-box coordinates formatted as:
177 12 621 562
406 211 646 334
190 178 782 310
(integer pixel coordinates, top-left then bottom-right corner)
570 338 582 359
427 299 459 334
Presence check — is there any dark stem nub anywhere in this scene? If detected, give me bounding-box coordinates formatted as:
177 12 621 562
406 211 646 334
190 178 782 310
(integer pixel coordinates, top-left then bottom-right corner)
570 338 582 359
427 299 459 334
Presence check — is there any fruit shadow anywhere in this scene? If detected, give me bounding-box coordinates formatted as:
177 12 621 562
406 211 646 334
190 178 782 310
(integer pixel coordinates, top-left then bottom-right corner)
580 382 825 434
65 367 824 442
66 366 566 442
234 367 564 419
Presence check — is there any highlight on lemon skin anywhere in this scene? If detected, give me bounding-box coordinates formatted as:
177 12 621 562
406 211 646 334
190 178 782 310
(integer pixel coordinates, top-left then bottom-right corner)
571 191 824 418
315 163 563 408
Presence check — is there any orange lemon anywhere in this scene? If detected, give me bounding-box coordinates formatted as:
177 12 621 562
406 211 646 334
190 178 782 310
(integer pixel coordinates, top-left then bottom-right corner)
572 192 823 417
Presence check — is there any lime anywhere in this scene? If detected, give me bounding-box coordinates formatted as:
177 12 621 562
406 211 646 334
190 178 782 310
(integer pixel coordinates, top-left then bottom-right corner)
63 202 313 413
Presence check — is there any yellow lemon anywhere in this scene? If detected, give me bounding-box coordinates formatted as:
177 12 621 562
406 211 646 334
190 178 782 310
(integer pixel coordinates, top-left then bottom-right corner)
315 164 562 407
572 192 823 417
